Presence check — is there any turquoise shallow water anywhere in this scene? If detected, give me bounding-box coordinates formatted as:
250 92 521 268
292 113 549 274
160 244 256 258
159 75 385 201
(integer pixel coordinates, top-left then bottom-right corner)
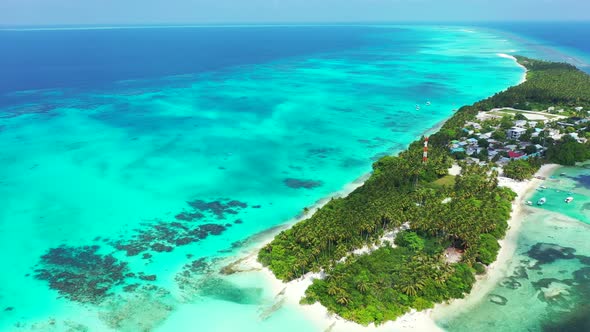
528 165 590 224
437 165 590 332
0 26 525 331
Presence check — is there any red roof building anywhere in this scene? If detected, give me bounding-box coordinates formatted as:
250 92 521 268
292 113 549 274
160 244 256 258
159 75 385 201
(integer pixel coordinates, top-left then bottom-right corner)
508 151 525 159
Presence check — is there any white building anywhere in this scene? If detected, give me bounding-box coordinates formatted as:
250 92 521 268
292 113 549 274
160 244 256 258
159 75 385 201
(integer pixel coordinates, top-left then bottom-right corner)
507 127 527 139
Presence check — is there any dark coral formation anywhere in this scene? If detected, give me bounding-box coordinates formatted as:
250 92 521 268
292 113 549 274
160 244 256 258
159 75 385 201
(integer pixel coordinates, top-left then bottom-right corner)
542 303 590 332
284 178 323 189
527 243 577 266
186 199 248 219
488 294 508 306
307 147 340 159
113 221 227 257
175 258 215 291
34 245 129 304
499 278 522 290
33 197 248 306
174 198 249 221
573 174 590 189
174 211 205 221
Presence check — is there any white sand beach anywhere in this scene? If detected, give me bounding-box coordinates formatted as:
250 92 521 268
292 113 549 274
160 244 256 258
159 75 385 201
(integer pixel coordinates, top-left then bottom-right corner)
498 53 528 84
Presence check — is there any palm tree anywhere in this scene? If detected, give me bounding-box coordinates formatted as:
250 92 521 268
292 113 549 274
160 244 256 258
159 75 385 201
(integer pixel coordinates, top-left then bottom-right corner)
356 280 369 293
327 283 340 296
336 294 350 305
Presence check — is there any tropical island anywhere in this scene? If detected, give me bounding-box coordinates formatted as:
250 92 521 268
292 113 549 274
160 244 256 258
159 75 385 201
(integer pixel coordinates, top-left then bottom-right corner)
256 56 590 326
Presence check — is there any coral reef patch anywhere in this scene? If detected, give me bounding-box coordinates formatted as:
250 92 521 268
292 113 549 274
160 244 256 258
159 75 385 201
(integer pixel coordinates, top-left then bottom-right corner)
283 178 323 189
112 221 227 257
33 245 129 304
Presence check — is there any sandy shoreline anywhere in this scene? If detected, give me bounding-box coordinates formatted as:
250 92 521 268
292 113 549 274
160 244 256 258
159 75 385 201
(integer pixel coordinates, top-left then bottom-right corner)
498 53 528 84
223 163 562 331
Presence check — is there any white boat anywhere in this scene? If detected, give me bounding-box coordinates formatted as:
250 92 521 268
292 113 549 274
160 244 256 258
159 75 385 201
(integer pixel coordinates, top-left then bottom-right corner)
526 201 533 206
426 101 431 106
537 197 547 206
540 185 547 189
565 197 574 203
415 105 421 110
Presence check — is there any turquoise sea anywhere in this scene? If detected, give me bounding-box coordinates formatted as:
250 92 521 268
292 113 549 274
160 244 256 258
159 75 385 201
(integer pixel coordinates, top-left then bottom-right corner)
0 23 585 331
437 165 590 331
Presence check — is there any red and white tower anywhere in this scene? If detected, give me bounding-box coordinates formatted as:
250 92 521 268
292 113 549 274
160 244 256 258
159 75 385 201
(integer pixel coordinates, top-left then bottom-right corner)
423 137 429 164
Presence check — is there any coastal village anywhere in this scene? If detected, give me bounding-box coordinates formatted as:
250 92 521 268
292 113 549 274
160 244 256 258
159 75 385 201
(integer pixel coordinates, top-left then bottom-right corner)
449 106 590 166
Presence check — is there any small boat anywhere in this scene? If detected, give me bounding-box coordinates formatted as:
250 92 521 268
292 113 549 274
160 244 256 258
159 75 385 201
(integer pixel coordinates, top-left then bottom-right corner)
540 185 547 189
426 101 431 106
526 201 533 206
537 197 547 206
565 197 574 203
560 173 567 176
415 105 421 110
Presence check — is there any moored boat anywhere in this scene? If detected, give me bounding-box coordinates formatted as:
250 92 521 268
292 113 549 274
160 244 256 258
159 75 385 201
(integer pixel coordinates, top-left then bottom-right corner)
565 197 574 203
537 197 547 206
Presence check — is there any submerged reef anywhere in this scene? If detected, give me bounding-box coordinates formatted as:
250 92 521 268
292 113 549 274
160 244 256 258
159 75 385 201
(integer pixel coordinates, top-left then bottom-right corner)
98 285 174 332
175 258 215 292
521 242 590 330
283 178 323 189
174 258 262 304
31 195 252 322
185 198 248 220
112 221 227 257
572 174 590 189
34 245 129 304
195 277 263 305
488 294 508 306
542 303 590 332
527 243 577 266
307 147 340 159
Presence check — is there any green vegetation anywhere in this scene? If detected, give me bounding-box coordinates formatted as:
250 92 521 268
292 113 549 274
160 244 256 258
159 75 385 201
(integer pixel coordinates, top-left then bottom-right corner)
300 164 514 325
546 135 590 166
301 246 475 326
503 158 543 181
259 57 590 325
479 57 590 110
432 174 456 188
258 142 452 280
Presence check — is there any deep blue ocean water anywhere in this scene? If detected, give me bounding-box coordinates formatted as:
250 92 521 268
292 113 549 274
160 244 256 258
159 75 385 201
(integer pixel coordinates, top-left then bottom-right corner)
0 26 378 102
